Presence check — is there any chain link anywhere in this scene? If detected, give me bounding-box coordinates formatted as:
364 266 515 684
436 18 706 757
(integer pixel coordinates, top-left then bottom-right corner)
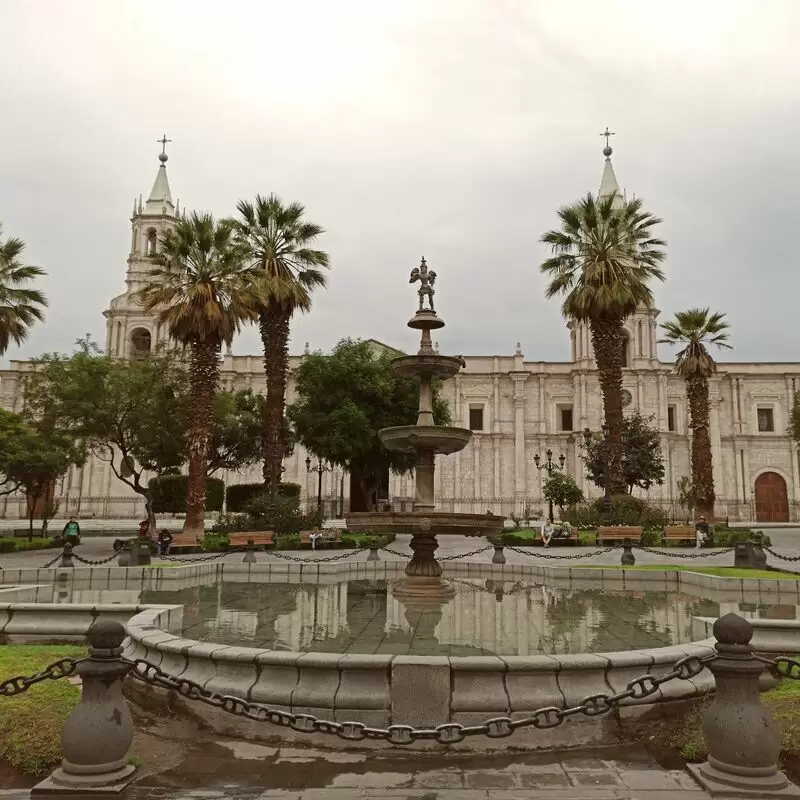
504 544 616 560
633 545 735 559
763 656 800 679
764 546 800 563
156 549 238 563
0 657 84 698
42 552 63 568
125 653 712 743
439 544 493 561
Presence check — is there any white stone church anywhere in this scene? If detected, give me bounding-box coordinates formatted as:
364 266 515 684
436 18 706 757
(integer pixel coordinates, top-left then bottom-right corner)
1 146 798 523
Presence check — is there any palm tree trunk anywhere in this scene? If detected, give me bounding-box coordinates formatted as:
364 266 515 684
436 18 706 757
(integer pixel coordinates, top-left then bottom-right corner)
184 340 220 536
259 303 291 497
687 374 715 517
590 316 627 497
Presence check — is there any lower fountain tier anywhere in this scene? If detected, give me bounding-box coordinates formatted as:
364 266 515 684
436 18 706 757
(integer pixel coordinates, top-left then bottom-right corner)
378 425 472 455
345 511 506 537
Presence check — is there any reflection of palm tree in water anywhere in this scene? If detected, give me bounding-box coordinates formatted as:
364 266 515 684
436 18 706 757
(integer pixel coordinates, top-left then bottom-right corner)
544 591 588 653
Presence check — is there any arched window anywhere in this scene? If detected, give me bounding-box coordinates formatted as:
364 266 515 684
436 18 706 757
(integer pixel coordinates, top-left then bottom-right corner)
130 328 152 359
145 229 157 256
621 332 630 368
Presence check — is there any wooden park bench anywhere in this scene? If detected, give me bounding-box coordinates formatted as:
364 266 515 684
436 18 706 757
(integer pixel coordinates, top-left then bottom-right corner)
170 533 201 553
597 525 643 546
662 525 694 546
300 529 342 548
711 515 729 528
228 532 274 549
534 526 581 546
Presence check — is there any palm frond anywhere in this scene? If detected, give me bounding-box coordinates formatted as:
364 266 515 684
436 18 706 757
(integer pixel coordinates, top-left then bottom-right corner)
658 307 732 377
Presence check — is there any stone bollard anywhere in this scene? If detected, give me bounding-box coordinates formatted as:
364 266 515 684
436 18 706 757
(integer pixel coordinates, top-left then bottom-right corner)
242 539 257 563
117 545 130 567
33 619 137 795
620 538 635 567
367 546 380 562
59 542 74 568
687 613 800 797
734 539 767 570
491 542 506 565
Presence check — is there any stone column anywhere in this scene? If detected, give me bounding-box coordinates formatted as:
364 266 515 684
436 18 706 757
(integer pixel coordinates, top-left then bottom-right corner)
688 613 798 797
34 620 136 795
492 438 501 500
513 390 526 497
414 448 436 513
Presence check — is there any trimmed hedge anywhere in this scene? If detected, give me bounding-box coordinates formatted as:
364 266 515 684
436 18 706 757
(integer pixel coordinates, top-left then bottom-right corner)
226 482 301 512
149 475 224 513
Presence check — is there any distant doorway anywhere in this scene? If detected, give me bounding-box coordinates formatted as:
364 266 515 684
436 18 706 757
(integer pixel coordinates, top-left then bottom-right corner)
349 468 390 512
754 471 789 522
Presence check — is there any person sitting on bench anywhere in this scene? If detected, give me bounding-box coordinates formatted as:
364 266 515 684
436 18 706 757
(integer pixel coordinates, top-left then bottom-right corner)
541 522 554 548
309 530 324 550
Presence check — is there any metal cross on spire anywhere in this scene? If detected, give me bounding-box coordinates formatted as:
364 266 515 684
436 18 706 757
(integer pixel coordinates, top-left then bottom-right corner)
600 127 615 148
158 134 172 155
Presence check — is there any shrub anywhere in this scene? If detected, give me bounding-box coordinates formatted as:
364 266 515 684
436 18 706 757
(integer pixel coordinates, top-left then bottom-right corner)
202 532 230 551
149 476 224 513
226 482 302 512
564 494 669 529
712 527 771 547
213 493 321 535
0 540 16 553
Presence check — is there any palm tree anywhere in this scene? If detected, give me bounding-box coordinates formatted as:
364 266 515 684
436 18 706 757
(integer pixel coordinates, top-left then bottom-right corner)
232 194 329 499
540 193 666 496
0 224 47 355
136 212 261 536
659 308 731 517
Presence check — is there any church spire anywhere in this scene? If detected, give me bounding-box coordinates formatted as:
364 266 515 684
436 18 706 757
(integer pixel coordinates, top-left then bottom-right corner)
598 127 624 209
144 135 174 215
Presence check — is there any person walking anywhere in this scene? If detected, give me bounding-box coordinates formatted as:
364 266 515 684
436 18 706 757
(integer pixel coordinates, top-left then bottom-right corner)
62 516 81 546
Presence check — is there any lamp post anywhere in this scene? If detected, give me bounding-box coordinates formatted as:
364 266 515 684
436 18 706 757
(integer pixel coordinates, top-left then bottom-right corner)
533 449 566 523
583 424 612 516
306 456 333 512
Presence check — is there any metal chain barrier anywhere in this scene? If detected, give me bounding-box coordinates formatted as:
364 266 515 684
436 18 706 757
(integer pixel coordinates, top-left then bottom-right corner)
0 657 84 698
763 546 800 563
380 546 411 559
71 551 126 566
257 545 369 564
754 655 800 679
156 549 240 563
125 652 712 744
633 545 735 559
42 552 64 568
439 543 493 561
504 544 616 560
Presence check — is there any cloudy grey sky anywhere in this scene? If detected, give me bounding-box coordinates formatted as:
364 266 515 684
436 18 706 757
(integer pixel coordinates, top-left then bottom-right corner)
1 0 799 366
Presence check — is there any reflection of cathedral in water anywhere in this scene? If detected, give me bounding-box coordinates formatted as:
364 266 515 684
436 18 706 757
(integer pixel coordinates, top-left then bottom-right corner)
184 579 713 655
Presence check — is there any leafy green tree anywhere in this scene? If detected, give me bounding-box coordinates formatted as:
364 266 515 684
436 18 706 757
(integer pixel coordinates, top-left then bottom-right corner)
659 308 731 516
232 195 330 499
581 411 665 495
288 338 450 511
0 408 32 496
0 223 48 356
542 472 584 518
676 475 697 523
540 193 665 495
0 414 85 538
22 340 190 530
137 213 262 536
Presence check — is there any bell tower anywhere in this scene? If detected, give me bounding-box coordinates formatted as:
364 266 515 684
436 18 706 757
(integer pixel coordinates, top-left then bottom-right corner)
103 137 179 359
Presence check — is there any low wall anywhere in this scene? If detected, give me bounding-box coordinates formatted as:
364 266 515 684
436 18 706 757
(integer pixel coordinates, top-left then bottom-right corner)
122 603 719 750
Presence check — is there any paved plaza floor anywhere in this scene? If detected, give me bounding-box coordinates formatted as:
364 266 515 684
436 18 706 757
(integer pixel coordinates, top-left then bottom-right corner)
0 745 715 799
1 526 798 570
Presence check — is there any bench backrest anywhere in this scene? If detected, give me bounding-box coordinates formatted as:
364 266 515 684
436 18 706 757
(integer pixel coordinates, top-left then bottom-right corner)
172 534 199 543
664 525 693 536
598 526 643 537
230 532 273 542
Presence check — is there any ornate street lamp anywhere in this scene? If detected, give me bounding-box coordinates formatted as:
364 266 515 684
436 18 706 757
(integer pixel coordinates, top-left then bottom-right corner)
306 456 333 511
533 449 566 523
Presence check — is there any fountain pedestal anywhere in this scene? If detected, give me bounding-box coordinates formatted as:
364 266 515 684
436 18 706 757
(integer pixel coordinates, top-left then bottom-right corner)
346 258 506 599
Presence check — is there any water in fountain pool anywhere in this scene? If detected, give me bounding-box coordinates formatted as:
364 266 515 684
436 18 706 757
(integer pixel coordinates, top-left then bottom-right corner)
47 571 785 656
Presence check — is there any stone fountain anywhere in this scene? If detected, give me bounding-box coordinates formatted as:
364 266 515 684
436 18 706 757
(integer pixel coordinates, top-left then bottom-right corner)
346 258 505 598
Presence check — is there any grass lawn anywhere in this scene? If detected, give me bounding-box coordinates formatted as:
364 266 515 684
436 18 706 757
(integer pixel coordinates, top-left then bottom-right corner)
0 537 59 554
0 645 85 776
642 677 800 774
572 565 799 580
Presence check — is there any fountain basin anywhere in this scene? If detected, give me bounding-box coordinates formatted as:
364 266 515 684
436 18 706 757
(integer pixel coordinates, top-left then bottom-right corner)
391 354 465 381
378 425 472 455
345 511 505 537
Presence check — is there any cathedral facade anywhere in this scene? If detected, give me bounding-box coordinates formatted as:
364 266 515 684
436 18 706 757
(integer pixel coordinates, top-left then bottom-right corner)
1 147 798 523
